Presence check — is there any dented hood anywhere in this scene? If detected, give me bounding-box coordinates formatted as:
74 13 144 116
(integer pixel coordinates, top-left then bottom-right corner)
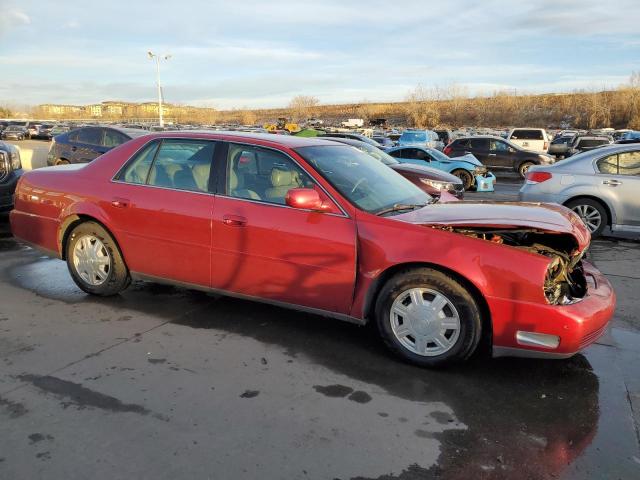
394 201 591 251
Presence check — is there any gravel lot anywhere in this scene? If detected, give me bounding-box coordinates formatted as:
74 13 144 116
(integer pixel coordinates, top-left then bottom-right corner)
0 165 639 479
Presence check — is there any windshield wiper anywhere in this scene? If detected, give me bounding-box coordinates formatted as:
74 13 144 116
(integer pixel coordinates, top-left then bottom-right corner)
375 202 428 216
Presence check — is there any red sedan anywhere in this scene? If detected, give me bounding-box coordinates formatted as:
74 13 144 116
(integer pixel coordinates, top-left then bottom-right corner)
10 132 615 366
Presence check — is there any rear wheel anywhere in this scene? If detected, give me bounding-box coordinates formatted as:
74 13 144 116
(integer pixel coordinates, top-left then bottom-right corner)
66 222 130 296
375 268 483 367
451 169 473 190
518 161 534 178
565 198 608 237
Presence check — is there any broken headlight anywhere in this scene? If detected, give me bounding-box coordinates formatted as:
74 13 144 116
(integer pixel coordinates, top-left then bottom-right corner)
544 254 587 305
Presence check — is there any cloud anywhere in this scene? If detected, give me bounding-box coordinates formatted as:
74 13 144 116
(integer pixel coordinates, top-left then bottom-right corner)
0 7 31 37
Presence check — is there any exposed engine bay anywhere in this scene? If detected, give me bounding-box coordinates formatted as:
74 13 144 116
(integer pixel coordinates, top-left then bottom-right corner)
441 227 588 305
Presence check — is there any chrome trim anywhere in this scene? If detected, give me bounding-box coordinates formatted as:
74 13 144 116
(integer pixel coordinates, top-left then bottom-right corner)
110 179 216 197
213 193 348 218
130 271 365 325
516 331 560 349
492 346 574 360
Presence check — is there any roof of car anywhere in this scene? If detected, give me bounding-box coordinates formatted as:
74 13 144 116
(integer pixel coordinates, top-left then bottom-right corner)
135 130 346 148
453 135 504 140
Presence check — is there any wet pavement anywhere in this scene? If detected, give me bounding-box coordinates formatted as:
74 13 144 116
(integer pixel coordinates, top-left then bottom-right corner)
0 192 639 479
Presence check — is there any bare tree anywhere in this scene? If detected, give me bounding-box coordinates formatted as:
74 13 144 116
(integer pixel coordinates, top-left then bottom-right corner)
288 95 319 121
404 85 440 128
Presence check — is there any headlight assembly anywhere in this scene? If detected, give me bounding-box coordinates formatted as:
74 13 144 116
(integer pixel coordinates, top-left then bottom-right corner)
10 150 21 170
420 178 453 191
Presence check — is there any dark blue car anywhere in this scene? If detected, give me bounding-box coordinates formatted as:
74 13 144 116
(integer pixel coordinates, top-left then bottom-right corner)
0 141 23 211
47 126 147 166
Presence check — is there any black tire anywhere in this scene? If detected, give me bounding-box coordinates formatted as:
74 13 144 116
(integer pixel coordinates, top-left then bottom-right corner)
451 169 473 190
518 161 535 178
66 221 130 296
374 268 483 367
565 198 608 238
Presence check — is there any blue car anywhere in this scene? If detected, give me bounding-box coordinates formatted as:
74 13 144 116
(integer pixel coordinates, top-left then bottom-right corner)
386 146 495 190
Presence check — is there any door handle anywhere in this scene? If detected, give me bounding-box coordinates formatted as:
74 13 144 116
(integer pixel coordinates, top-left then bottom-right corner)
111 197 129 208
222 215 247 226
488 153 496 156
603 179 622 186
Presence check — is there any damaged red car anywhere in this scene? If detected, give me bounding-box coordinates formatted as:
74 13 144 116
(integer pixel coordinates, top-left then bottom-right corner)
10 132 615 367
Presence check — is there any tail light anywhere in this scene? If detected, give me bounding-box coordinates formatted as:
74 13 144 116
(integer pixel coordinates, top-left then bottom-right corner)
525 171 552 184
443 145 452 155
543 141 549 150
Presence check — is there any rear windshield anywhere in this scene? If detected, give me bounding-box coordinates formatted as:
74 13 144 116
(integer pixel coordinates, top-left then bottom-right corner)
511 129 544 140
401 131 427 142
579 139 608 147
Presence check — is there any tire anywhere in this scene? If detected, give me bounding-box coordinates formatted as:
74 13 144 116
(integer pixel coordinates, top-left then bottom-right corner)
518 161 534 178
565 198 608 238
66 221 130 296
375 268 483 367
451 169 473 190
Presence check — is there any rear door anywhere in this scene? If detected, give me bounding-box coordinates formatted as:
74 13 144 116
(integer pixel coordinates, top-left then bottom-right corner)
468 138 490 165
597 151 640 227
210 142 357 314
105 138 217 286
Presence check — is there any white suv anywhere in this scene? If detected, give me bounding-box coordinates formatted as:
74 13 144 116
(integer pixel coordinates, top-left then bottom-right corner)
507 128 549 153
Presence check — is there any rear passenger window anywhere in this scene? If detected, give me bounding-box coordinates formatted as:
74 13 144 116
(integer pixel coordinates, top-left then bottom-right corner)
618 151 640 176
103 130 128 148
470 138 489 149
120 141 160 184
76 128 102 145
388 150 402 158
147 140 215 192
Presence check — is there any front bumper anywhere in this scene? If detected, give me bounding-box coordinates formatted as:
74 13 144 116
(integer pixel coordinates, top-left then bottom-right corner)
489 261 615 359
0 169 23 211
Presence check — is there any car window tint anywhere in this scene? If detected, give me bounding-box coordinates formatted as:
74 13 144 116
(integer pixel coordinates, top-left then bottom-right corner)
103 130 128 148
455 139 469 148
147 140 215 192
618 151 640 176
490 140 509 152
388 149 402 158
597 154 618 175
120 141 160 184
76 128 102 145
469 138 489 149
226 143 314 205
511 130 544 140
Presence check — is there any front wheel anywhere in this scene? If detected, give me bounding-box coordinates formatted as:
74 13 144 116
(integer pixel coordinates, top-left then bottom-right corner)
451 169 473 190
66 221 130 296
518 161 534 178
375 268 483 367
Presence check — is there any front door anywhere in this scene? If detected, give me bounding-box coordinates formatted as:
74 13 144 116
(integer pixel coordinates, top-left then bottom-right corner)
105 138 217 286
489 139 515 169
211 142 357 314
597 150 640 227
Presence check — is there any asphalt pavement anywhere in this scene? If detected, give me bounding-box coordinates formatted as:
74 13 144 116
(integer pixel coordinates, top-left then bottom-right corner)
1 182 639 480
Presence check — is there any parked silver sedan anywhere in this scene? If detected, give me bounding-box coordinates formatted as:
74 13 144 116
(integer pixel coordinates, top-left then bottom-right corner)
519 144 640 237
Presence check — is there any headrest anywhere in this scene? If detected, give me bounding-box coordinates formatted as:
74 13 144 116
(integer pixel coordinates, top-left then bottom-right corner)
271 168 293 187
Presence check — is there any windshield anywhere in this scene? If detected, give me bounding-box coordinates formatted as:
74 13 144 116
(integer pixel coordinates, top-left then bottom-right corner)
424 148 451 162
400 131 427 142
353 142 399 165
296 145 430 214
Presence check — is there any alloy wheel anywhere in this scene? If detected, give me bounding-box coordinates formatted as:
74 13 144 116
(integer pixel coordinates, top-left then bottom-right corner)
72 235 111 286
571 204 602 233
390 288 461 357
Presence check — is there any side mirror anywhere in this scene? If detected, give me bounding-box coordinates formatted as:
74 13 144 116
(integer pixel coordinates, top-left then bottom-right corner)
285 188 330 212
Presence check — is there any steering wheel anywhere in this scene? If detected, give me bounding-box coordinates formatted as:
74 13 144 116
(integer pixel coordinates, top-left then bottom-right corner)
351 177 368 194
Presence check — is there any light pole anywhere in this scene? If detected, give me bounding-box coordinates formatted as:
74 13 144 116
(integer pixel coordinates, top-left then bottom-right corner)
147 51 171 128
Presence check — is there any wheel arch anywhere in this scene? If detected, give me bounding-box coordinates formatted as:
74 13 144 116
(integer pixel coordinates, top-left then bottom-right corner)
59 214 126 262
362 261 492 345
563 195 613 226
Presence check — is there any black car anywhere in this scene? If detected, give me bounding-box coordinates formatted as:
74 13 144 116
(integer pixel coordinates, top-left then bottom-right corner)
1 125 28 141
33 124 55 140
319 132 383 148
47 126 148 166
434 129 454 146
565 135 612 157
444 135 555 177
0 141 23 211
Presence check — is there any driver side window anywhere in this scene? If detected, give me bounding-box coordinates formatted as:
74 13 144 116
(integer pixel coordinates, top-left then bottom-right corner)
226 144 314 205
490 140 509 152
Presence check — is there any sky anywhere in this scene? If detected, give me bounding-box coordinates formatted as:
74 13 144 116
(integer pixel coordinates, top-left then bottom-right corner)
0 0 638 110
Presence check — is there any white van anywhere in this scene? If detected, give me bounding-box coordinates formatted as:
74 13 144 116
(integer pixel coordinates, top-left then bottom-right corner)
507 128 549 153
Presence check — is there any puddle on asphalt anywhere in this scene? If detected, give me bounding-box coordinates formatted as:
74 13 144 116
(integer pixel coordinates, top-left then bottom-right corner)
5 241 638 478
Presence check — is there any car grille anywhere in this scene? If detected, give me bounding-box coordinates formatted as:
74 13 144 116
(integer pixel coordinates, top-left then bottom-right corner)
579 324 607 350
452 183 464 192
0 152 8 182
